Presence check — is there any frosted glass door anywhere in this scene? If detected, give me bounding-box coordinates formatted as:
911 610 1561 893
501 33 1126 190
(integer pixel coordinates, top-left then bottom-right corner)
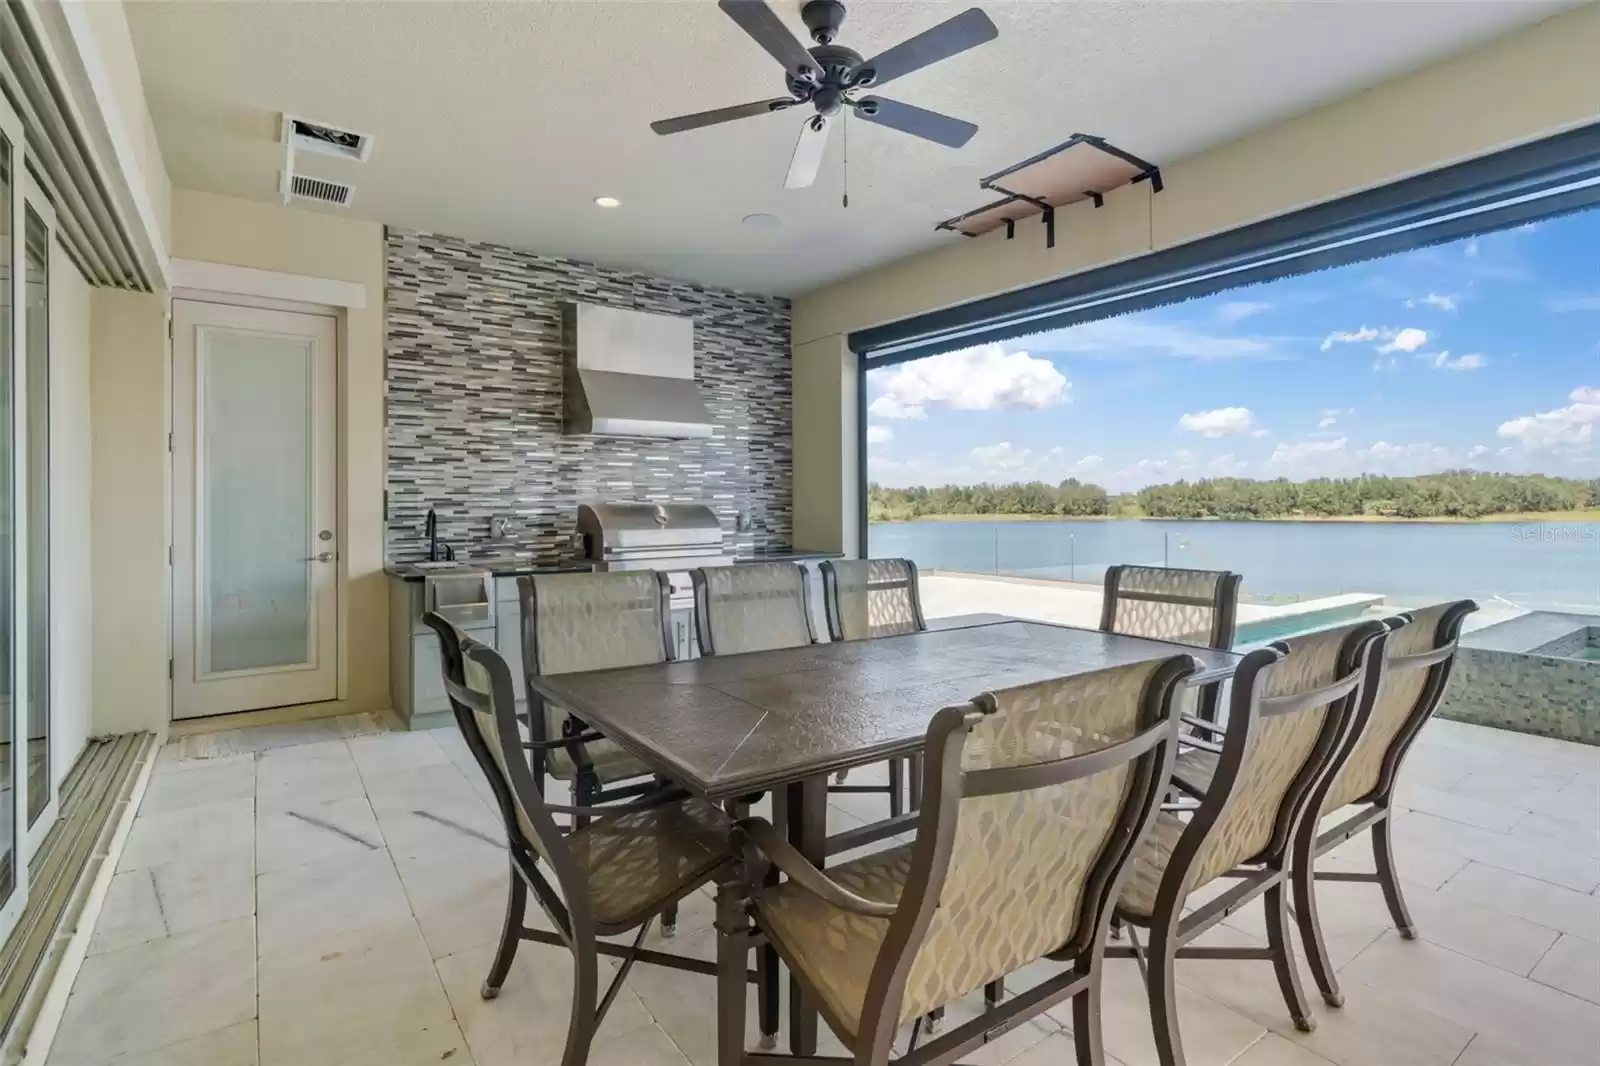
174 301 337 718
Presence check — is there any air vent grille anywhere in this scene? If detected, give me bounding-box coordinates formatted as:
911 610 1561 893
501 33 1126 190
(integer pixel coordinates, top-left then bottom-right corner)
290 174 353 206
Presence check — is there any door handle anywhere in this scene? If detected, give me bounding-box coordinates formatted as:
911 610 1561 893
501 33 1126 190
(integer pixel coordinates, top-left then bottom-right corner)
302 552 335 563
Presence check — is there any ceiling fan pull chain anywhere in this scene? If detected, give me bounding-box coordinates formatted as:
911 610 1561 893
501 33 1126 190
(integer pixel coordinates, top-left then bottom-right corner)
842 111 849 209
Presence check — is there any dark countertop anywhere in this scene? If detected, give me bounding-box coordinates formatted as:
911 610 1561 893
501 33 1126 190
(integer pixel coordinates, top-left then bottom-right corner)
386 547 842 582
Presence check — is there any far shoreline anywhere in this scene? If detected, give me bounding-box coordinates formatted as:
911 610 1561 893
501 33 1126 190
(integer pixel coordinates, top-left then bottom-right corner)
869 510 1600 526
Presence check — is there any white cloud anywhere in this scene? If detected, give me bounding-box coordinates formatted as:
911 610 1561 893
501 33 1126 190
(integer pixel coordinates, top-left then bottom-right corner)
1430 351 1486 372
1250 429 1270 438
1036 316 1279 361
1497 385 1600 450
1548 295 1600 313
1217 300 1271 324
1270 437 1348 465
1464 240 1479 258
1405 293 1457 311
1377 328 1428 354
1467 445 1488 460
865 425 892 444
1318 416 1337 428
1177 406 1256 439
1074 455 1105 472
969 442 1031 471
1320 327 1379 351
868 344 1068 420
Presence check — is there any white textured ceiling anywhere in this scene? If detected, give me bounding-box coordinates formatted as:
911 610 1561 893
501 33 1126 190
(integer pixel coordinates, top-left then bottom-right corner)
127 0 1571 296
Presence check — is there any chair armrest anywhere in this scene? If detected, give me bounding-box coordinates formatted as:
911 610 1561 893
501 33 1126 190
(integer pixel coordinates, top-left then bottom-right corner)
1162 800 1201 813
548 786 689 818
735 818 898 919
524 731 607 752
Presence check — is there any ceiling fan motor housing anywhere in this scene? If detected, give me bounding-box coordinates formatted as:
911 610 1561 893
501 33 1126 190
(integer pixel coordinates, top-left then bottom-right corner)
800 0 848 44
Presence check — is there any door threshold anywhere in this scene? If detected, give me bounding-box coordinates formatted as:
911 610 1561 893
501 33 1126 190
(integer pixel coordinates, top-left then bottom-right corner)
168 700 400 739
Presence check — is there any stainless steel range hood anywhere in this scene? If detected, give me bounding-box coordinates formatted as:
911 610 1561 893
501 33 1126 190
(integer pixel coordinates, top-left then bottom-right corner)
562 302 714 439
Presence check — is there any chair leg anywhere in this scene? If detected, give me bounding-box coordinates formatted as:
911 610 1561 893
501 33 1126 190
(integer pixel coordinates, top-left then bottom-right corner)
1070 950 1106 1066
482 868 526 999
985 978 1005 1007
1372 814 1416 939
758 944 780 1050
561 942 600 1066
889 759 906 819
715 874 752 1066
1293 848 1343 1007
1146 920 1185 1066
662 901 678 938
1264 883 1315 1032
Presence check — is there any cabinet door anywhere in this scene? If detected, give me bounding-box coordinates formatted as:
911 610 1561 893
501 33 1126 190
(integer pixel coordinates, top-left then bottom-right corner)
670 607 698 661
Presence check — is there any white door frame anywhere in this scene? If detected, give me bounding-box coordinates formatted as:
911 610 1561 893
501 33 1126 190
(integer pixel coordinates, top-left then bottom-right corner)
171 299 340 719
0 76 27 947
20 169 59 855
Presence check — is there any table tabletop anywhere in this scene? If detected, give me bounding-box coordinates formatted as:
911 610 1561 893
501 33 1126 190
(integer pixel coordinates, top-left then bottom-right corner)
528 619 1240 799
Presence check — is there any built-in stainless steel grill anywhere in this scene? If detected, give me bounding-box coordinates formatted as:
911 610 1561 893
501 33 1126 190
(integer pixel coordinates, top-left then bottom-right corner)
576 502 731 606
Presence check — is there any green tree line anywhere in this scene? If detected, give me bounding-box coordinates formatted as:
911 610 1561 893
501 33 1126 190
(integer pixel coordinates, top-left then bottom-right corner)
870 472 1599 522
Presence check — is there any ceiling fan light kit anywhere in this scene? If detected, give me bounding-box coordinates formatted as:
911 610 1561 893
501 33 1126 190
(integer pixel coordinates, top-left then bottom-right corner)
938 133 1164 249
651 0 997 188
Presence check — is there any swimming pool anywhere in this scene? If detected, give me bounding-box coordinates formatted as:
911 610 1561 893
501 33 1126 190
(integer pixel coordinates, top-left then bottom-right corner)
1234 600 1382 645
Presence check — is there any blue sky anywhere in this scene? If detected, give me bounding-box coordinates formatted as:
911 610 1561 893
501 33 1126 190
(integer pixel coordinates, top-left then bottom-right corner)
866 207 1600 492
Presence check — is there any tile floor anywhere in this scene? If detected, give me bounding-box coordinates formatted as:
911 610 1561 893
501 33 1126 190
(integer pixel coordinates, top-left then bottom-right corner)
44 714 1599 1066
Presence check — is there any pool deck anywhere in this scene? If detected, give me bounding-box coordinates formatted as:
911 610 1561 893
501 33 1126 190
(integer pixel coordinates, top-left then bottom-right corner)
1462 610 1600 653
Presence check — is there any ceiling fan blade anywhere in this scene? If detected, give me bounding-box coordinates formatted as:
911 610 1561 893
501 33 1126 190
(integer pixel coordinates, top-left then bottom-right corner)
652 98 795 135
718 0 820 78
855 8 998 89
785 116 831 189
855 97 977 148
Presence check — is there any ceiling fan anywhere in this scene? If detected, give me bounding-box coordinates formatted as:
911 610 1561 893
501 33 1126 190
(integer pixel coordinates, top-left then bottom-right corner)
651 0 997 189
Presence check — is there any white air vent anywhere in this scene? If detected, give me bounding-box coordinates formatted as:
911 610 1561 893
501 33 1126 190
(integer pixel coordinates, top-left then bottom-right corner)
284 114 374 162
289 174 353 206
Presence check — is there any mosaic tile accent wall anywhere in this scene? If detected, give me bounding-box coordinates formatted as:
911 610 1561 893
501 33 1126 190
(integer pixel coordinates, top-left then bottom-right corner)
385 229 793 563
1438 647 1600 745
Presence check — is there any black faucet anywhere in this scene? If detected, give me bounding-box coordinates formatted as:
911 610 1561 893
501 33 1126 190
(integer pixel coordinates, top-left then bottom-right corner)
424 508 455 562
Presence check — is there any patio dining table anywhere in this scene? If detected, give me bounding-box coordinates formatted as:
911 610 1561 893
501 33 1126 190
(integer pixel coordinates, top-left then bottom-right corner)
527 616 1242 1054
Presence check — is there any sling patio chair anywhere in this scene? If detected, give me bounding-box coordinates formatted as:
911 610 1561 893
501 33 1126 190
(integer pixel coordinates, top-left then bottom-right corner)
1113 619 1390 1066
819 557 929 833
425 611 770 1066
1100 565 1243 724
712 653 1200 1066
1290 599 1478 1008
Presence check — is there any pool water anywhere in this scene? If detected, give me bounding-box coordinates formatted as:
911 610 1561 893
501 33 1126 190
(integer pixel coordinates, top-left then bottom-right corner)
1579 647 1600 662
1234 603 1379 645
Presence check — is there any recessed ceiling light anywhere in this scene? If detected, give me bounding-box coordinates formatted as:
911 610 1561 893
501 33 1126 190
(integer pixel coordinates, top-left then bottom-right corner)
742 213 781 230
594 196 621 208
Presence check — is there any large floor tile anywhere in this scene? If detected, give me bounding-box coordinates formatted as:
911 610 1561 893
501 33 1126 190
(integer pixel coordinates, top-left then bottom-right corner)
366 764 503 866
1528 934 1600 1004
256 848 414 962
1051 959 1265 1066
139 759 258 814
435 936 655 1066
393 849 526 960
151 750 256 777
118 797 254 873
258 918 471 1066
347 731 450 781
1002 1032 1131 1066
580 1024 693 1066
48 919 256 1066
1505 809 1600 859
1341 935 1600 1064
256 795 385 873
255 739 367 810
90 847 255 956
1437 861 1600 941
108 1021 258 1066
1319 827 1468 891
1391 782 1526 834
1391 811 1600 892
1229 1034 1339 1066
1451 1035 1543 1066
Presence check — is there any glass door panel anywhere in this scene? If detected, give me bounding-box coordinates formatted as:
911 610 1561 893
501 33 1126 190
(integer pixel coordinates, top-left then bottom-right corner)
22 204 46 828
0 127 16 917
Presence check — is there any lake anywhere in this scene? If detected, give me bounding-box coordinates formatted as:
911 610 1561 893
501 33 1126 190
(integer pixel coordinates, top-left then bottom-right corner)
868 518 1600 612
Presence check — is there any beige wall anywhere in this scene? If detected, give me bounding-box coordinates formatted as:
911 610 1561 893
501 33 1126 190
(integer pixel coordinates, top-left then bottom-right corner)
170 188 389 713
89 286 170 737
51 240 94 773
791 3 1600 554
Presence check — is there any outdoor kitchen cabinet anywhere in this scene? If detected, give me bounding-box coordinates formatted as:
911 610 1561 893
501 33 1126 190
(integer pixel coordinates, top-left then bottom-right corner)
388 572 496 731
669 606 697 661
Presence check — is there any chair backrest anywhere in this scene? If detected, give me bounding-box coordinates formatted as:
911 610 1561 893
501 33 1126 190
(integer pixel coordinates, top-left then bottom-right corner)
851 654 1198 1054
422 611 590 930
519 570 674 744
1323 600 1477 812
1177 620 1388 895
820 558 927 641
1100 565 1244 650
690 561 814 656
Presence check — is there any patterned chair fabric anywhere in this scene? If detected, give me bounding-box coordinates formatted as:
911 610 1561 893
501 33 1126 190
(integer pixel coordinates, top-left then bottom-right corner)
1101 565 1241 649
757 658 1178 1036
521 571 670 782
1321 602 1460 812
692 562 814 656
1121 623 1360 917
823 558 926 641
440 614 732 930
